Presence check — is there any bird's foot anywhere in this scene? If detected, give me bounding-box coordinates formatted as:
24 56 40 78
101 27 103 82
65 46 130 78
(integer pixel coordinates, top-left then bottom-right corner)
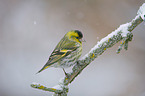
63 68 70 78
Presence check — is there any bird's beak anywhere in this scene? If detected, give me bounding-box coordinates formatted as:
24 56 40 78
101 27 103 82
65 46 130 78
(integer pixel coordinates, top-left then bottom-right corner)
79 39 86 42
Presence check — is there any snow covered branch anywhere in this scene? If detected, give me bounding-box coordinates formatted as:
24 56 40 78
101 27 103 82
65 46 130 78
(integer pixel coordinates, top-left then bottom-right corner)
31 3 145 96
31 82 68 95
138 3 145 21
31 83 63 93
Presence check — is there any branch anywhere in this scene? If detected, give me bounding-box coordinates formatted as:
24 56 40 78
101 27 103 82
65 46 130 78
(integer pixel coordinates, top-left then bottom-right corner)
31 3 145 96
31 82 68 95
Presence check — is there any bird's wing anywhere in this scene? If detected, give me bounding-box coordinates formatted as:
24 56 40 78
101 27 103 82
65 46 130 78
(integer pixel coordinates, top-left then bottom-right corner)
48 39 78 64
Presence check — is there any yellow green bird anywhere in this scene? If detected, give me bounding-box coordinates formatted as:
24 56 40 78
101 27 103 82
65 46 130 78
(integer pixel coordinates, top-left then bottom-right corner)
37 30 83 74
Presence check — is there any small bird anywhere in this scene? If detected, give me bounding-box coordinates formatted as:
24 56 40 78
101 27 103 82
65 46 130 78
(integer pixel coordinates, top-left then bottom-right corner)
37 30 83 75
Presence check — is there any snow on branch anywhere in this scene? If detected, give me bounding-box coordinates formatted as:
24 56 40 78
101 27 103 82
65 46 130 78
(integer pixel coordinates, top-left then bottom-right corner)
138 3 145 21
31 3 145 96
31 82 68 95
31 82 63 93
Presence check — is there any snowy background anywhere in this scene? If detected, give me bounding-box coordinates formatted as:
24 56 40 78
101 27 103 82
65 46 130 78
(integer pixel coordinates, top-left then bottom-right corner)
0 0 145 96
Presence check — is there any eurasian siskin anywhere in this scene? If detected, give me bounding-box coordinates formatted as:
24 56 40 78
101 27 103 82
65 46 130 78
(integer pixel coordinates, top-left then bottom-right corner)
37 30 83 74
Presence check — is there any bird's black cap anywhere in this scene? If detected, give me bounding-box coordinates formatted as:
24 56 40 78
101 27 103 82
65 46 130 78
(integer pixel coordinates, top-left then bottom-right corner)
74 30 83 39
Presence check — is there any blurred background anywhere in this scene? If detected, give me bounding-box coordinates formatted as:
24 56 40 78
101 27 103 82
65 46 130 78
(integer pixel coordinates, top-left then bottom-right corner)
0 0 145 96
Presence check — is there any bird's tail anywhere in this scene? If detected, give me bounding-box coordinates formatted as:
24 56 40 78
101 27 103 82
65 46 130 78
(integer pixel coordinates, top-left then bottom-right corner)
36 65 50 74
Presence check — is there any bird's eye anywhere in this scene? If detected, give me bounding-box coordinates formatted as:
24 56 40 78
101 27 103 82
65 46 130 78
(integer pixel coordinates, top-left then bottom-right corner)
76 37 79 39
